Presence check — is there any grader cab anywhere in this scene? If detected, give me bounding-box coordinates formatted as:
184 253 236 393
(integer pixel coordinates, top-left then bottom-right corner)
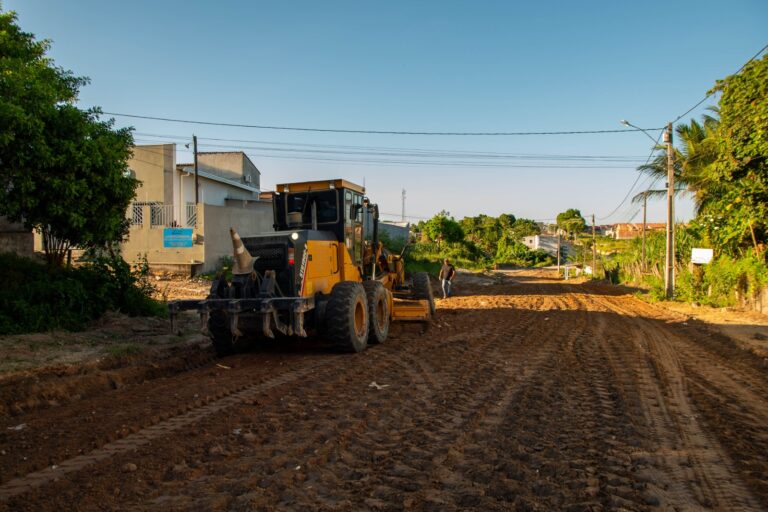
169 179 434 355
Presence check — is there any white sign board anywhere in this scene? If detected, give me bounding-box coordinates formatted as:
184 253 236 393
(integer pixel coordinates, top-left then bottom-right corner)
691 248 713 265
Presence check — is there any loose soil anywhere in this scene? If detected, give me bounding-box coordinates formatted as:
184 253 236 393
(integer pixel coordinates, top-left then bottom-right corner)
1 269 767 511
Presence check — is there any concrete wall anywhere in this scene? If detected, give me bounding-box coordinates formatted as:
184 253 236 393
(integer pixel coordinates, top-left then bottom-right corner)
0 216 33 257
197 152 260 188
121 204 205 271
122 201 273 273
202 202 274 272
128 144 175 204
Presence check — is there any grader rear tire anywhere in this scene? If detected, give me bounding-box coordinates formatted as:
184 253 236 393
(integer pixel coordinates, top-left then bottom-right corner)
412 272 435 316
326 282 369 353
363 281 390 344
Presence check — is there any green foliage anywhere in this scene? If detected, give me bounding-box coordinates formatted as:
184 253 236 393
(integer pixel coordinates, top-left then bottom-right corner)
675 255 768 307
423 211 464 247
495 238 554 267
409 211 551 273
0 253 164 335
201 255 234 281
106 343 145 358
406 240 490 275
509 218 541 240
556 209 586 238
0 10 136 267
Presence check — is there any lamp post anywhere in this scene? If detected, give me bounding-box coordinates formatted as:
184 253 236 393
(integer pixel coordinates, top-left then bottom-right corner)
621 120 675 298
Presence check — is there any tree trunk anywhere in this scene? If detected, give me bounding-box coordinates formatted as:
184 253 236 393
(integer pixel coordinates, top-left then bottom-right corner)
42 225 70 267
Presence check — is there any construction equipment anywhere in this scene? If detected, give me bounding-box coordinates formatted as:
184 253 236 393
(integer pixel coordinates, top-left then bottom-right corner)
169 179 434 355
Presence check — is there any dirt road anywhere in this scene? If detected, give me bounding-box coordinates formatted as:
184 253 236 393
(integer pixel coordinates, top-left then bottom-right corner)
1 270 767 511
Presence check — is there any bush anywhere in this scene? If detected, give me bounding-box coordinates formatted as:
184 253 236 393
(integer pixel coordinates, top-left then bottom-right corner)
405 240 490 275
0 252 164 335
675 255 768 307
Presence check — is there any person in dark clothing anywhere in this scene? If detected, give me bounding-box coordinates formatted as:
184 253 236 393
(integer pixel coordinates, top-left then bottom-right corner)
439 258 456 299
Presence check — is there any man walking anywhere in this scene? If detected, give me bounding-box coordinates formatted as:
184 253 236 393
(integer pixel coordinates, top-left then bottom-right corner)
439 258 456 299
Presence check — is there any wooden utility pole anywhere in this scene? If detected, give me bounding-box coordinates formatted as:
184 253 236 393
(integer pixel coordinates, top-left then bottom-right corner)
664 122 675 298
193 135 199 204
591 214 596 276
641 193 647 272
556 231 561 273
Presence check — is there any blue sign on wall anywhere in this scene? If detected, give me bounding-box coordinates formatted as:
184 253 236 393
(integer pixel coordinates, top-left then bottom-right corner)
163 228 193 248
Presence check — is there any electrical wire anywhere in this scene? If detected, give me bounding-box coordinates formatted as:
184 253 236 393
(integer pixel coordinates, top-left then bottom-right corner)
134 132 648 161
105 111 663 137
596 129 664 221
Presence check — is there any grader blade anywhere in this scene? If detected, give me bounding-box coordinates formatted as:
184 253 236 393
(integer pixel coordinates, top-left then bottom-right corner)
391 299 431 322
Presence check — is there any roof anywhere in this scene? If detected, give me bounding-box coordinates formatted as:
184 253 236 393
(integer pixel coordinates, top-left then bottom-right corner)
275 179 365 194
176 166 259 193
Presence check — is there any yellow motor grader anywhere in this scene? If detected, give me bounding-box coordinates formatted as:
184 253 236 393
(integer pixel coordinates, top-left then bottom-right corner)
169 179 434 355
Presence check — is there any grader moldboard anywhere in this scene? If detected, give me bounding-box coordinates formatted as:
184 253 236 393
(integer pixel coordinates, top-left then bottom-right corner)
169 179 435 355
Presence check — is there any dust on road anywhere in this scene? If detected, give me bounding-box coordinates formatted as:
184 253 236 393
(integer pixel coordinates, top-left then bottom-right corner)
1 269 767 511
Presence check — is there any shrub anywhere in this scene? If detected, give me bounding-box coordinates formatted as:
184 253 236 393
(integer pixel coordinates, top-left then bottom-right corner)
0 253 164 335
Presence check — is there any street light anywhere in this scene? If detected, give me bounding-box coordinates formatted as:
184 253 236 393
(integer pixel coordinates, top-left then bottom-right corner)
620 120 659 145
622 119 675 298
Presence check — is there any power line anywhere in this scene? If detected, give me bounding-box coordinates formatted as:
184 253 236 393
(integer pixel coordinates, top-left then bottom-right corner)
134 132 648 161
105 111 662 137
597 129 664 221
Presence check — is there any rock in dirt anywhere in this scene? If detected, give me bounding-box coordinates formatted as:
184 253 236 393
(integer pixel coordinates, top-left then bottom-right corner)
122 463 137 473
208 445 225 456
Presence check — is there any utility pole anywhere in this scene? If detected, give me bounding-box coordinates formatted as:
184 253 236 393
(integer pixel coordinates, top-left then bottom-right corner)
401 189 406 222
556 231 561 273
641 192 647 272
591 214 596 276
193 135 199 204
664 122 675 298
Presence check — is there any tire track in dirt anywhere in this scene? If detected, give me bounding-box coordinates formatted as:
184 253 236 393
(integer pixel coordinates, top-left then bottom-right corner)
1 338 436 506
620 296 768 506
0 358 338 501
457 289 657 510
137 298 551 510
589 292 763 510
0 288 537 507
6 273 767 510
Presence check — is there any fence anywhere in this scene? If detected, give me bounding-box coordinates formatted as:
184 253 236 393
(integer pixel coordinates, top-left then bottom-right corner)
129 203 198 228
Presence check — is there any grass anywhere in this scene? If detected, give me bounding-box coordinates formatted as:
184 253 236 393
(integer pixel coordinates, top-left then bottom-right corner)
105 343 145 358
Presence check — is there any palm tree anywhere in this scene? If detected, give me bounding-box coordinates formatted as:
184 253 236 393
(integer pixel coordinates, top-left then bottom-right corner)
636 110 720 213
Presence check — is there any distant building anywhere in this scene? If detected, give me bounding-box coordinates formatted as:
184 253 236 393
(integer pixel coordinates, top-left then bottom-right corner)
121 144 274 274
522 234 572 257
612 223 666 240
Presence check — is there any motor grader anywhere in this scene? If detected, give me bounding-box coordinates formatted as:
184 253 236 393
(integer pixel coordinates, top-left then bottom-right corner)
169 179 434 355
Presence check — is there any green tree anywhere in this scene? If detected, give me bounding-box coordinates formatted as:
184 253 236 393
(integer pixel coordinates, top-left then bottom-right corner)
556 209 586 239
0 10 136 266
509 218 541 240
424 211 464 248
706 54 768 255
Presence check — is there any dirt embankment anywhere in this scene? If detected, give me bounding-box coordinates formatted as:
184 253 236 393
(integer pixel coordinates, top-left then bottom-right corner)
0 269 767 511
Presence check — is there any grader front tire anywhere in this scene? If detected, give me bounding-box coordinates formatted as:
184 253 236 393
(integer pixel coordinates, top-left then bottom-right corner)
326 282 369 353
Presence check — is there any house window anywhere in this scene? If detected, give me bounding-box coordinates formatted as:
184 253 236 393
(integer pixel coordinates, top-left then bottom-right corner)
131 203 144 226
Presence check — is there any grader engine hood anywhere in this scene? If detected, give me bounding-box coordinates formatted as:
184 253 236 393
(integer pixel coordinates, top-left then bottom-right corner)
240 230 338 298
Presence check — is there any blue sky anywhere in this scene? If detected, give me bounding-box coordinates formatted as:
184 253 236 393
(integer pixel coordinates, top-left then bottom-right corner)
6 0 767 223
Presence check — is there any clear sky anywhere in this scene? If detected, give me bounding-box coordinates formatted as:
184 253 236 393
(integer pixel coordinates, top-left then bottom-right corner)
6 0 767 224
